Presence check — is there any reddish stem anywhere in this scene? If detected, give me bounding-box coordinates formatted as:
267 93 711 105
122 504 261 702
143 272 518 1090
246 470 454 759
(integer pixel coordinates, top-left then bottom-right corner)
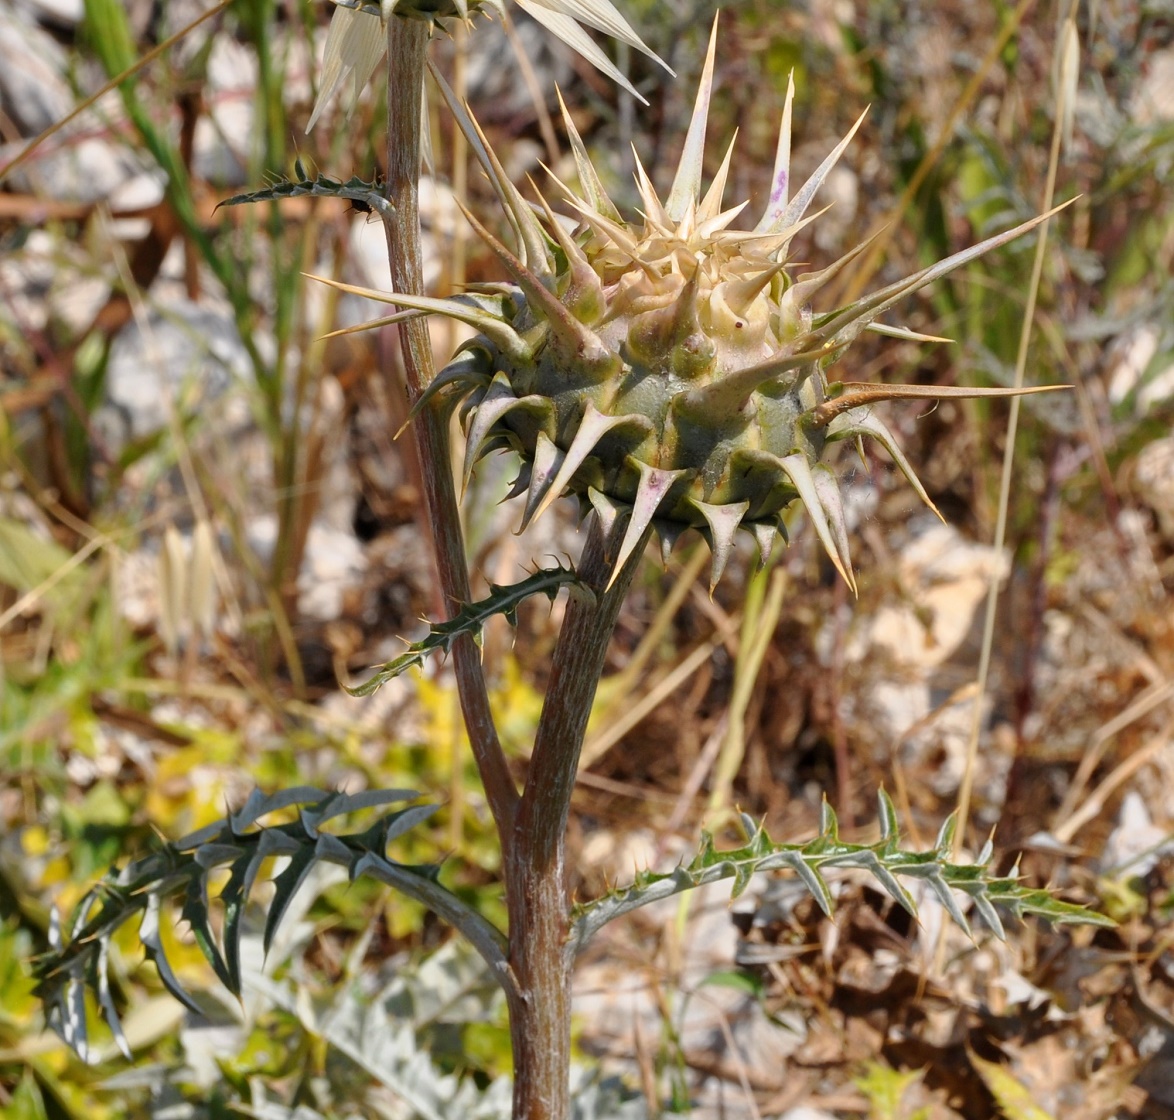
381 19 518 837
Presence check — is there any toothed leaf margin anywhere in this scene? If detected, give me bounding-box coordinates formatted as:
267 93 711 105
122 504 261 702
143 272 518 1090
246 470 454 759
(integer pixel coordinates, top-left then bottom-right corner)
568 790 1112 955
33 789 509 1062
217 164 394 217
347 564 589 695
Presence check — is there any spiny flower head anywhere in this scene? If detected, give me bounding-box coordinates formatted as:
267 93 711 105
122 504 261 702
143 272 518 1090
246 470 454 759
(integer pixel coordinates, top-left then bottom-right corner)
318 21 1064 590
308 0 664 130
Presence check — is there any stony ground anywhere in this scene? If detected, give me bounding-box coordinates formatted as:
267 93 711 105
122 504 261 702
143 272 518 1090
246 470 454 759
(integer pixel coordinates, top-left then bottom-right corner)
2 1 1173 1118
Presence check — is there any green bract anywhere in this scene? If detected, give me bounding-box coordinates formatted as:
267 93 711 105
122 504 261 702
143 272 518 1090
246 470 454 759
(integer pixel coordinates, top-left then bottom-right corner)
317 22 1064 590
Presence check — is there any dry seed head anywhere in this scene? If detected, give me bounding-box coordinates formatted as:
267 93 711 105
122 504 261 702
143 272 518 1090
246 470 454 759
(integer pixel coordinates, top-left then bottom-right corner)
317 19 1067 591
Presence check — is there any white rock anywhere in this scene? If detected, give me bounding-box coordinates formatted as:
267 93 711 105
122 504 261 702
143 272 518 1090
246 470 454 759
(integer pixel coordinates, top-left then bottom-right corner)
245 512 278 568
0 229 60 333
314 374 359 534
866 678 931 737
0 10 142 202
811 164 858 253
901 690 996 798
995 968 1053 1011
1101 791 1171 877
1107 323 1160 408
191 35 257 186
0 228 111 334
297 522 367 622
95 298 253 451
104 170 166 241
348 175 458 294
1131 47 1174 125
113 547 161 632
0 7 71 134
1134 436 1174 542
12 0 84 27
847 520 1007 671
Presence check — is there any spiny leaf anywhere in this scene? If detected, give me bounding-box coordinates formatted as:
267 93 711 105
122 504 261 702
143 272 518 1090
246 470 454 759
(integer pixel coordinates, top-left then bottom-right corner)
34 788 503 1060
829 848 921 921
140 892 202 1015
346 564 588 695
568 791 1112 954
935 812 958 856
181 874 233 993
382 803 442 844
820 796 840 843
93 939 131 1061
300 788 419 836
972 891 1007 941
217 171 393 217
220 848 265 995
877 787 900 851
993 886 1114 926
231 786 330 834
263 842 322 957
776 849 834 917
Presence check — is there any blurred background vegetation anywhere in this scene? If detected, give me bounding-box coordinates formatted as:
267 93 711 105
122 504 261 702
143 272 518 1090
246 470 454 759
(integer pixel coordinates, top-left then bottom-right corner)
1 0 1172 1116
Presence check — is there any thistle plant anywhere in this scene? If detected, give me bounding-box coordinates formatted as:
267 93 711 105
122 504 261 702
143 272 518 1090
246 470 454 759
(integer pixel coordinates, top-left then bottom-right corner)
321 27 1066 596
34 7 1108 1120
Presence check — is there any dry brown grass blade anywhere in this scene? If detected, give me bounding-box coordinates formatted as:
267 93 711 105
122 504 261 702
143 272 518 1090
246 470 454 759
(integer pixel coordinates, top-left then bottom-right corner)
579 611 740 771
955 10 1079 858
1053 719 1174 846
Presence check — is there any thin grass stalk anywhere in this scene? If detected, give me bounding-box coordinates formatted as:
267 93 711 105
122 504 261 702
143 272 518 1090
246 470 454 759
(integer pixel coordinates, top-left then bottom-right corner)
619 545 709 689
450 19 470 379
657 561 783 1025
500 7 561 165
955 14 1075 856
708 564 786 815
381 19 518 838
257 14 326 644
580 618 735 771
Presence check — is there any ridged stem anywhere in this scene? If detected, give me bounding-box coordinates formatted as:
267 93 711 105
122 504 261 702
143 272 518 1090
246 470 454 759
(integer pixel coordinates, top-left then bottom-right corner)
505 521 651 1120
382 20 519 837
384 27 647 1117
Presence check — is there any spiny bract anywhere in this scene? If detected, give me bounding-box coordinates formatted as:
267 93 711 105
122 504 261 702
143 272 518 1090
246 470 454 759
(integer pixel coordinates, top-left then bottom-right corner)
321 22 1062 591
308 0 664 129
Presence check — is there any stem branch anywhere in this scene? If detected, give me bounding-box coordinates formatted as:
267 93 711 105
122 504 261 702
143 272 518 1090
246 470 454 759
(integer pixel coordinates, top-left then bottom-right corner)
382 19 519 836
504 523 650 1120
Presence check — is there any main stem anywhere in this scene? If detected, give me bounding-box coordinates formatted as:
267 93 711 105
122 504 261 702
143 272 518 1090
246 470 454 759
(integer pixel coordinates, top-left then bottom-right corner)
382 19 518 837
505 524 650 1120
382 24 647 1117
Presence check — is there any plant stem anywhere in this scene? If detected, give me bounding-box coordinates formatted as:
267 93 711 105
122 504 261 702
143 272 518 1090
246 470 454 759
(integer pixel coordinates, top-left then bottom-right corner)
505 522 650 1120
381 18 518 837
383 26 649 1115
